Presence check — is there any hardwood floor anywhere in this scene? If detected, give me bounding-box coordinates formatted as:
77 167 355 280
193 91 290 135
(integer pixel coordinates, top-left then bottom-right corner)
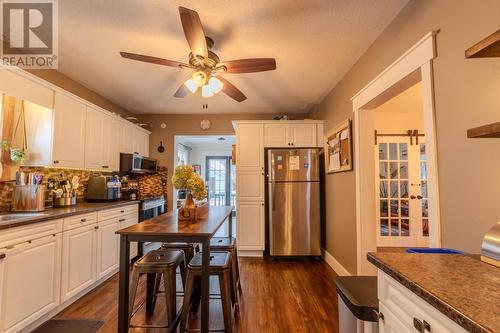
55 257 339 333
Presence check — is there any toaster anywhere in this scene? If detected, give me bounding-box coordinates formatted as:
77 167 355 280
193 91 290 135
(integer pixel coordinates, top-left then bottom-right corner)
86 175 122 202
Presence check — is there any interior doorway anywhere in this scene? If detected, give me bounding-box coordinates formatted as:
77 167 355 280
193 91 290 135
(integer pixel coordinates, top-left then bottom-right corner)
173 135 236 210
351 32 440 275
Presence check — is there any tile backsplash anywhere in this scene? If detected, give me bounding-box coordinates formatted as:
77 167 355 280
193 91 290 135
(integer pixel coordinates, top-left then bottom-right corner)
0 167 112 211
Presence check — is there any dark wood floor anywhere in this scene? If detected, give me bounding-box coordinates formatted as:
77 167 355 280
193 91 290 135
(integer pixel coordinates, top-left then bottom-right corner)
55 257 339 333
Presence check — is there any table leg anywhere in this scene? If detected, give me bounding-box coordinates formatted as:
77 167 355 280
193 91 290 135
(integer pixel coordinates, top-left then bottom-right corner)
228 213 233 239
146 273 156 314
118 235 130 333
200 238 211 333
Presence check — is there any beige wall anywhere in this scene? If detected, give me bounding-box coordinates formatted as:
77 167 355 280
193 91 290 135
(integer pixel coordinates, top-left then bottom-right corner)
309 0 500 274
138 113 307 209
26 69 134 117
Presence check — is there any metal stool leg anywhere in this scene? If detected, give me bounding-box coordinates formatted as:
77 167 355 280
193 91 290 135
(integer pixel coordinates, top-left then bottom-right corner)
219 270 233 333
180 271 195 332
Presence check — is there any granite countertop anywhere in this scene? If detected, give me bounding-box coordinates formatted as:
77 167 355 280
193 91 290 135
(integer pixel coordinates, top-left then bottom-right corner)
0 200 141 230
368 252 500 333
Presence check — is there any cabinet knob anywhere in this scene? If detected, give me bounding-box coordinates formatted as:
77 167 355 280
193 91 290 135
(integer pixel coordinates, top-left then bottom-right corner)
413 318 425 332
410 195 417 199
120 210 125 213
102 165 109 169
119 218 125 222
94 226 99 230
53 160 59 164
417 195 423 200
80 218 86 222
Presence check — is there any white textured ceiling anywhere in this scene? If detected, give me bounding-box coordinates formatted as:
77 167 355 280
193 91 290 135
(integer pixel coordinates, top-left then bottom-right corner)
177 135 236 146
58 0 408 114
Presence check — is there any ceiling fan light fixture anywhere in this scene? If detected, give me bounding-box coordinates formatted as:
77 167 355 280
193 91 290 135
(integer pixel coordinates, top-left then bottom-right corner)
184 78 198 93
208 77 223 94
202 84 214 98
192 70 208 87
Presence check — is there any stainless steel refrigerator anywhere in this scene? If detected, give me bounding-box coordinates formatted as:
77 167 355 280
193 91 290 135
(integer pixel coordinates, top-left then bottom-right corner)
267 148 321 256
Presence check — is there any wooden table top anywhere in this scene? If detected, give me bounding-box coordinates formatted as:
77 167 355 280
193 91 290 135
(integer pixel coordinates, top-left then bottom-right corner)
116 205 233 237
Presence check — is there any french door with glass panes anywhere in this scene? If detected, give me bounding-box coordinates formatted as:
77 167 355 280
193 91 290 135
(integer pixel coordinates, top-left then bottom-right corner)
375 137 429 247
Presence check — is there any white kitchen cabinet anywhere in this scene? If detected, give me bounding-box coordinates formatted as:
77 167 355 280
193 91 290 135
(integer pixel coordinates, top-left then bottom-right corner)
84 107 105 169
96 218 120 280
119 123 134 154
264 123 289 147
0 234 62 333
264 122 317 147
60 224 96 302
236 201 264 250
289 123 317 147
52 92 86 168
133 129 149 157
377 270 467 333
102 115 120 171
236 171 264 201
119 213 138 258
85 108 120 171
236 123 264 170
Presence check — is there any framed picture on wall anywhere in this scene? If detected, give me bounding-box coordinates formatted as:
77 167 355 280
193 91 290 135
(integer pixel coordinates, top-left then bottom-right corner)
192 164 202 175
324 119 352 173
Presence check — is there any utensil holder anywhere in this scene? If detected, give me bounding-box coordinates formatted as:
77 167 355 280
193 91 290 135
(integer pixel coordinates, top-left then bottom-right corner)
53 193 77 207
11 185 46 212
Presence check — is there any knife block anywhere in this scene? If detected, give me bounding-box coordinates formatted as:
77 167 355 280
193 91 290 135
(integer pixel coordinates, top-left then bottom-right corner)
11 185 46 212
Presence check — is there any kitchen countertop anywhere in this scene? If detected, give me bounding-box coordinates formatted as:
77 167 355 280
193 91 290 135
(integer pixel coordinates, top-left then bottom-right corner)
368 251 500 333
0 200 140 230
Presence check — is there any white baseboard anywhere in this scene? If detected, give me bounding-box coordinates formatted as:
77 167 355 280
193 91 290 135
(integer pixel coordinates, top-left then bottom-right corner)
322 249 352 276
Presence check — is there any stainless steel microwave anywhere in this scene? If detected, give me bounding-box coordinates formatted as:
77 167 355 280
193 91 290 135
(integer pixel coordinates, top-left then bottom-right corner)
120 153 157 174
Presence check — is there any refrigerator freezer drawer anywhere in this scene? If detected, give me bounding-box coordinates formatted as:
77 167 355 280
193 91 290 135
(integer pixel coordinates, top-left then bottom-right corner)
269 181 321 256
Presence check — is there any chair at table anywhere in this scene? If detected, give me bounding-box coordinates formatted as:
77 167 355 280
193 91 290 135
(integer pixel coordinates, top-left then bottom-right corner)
128 249 185 329
180 251 235 333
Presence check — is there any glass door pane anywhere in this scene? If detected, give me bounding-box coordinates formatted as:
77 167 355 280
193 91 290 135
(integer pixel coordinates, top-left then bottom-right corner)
206 157 231 206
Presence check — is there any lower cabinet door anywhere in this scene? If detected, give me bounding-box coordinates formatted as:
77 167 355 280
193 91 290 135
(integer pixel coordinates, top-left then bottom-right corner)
61 224 96 302
378 302 412 333
96 219 120 279
236 201 264 250
0 234 62 333
119 214 138 259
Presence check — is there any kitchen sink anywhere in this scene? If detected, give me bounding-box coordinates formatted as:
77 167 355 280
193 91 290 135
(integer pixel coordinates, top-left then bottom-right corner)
406 248 464 254
0 213 49 221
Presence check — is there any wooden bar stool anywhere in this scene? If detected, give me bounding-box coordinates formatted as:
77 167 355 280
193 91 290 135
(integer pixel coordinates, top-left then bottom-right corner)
128 249 185 329
180 251 234 333
210 237 241 295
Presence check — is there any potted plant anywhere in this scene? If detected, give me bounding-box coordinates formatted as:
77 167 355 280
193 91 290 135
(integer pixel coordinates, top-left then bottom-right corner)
172 165 208 221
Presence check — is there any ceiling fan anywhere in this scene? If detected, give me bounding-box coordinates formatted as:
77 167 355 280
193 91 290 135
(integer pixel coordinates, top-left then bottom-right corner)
120 6 277 102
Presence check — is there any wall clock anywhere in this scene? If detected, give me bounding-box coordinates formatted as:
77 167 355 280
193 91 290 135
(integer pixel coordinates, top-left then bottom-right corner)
200 119 211 130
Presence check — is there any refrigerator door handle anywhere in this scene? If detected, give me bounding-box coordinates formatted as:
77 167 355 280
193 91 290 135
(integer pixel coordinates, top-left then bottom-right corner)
270 182 275 211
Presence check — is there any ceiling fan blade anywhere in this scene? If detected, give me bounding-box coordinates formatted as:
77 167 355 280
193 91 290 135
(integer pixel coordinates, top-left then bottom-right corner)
217 76 247 102
120 52 188 68
174 83 189 98
222 58 276 73
178 7 208 59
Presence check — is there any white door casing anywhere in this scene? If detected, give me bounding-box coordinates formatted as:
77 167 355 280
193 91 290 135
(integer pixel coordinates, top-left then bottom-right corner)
352 32 440 274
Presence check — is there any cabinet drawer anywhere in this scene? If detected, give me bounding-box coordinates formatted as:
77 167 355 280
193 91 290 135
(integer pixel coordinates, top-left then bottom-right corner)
118 213 138 227
63 212 97 231
0 219 62 249
97 204 138 221
378 271 468 333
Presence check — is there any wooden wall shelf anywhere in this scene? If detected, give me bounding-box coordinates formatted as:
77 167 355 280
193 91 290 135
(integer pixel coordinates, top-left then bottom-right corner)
465 29 500 58
467 121 500 138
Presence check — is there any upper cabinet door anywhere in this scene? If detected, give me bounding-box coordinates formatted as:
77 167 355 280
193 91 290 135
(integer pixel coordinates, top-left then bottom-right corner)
264 124 289 147
102 116 120 171
84 107 105 169
52 92 86 168
119 123 134 154
236 123 264 170
133 130 149 157
289 123 317 147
